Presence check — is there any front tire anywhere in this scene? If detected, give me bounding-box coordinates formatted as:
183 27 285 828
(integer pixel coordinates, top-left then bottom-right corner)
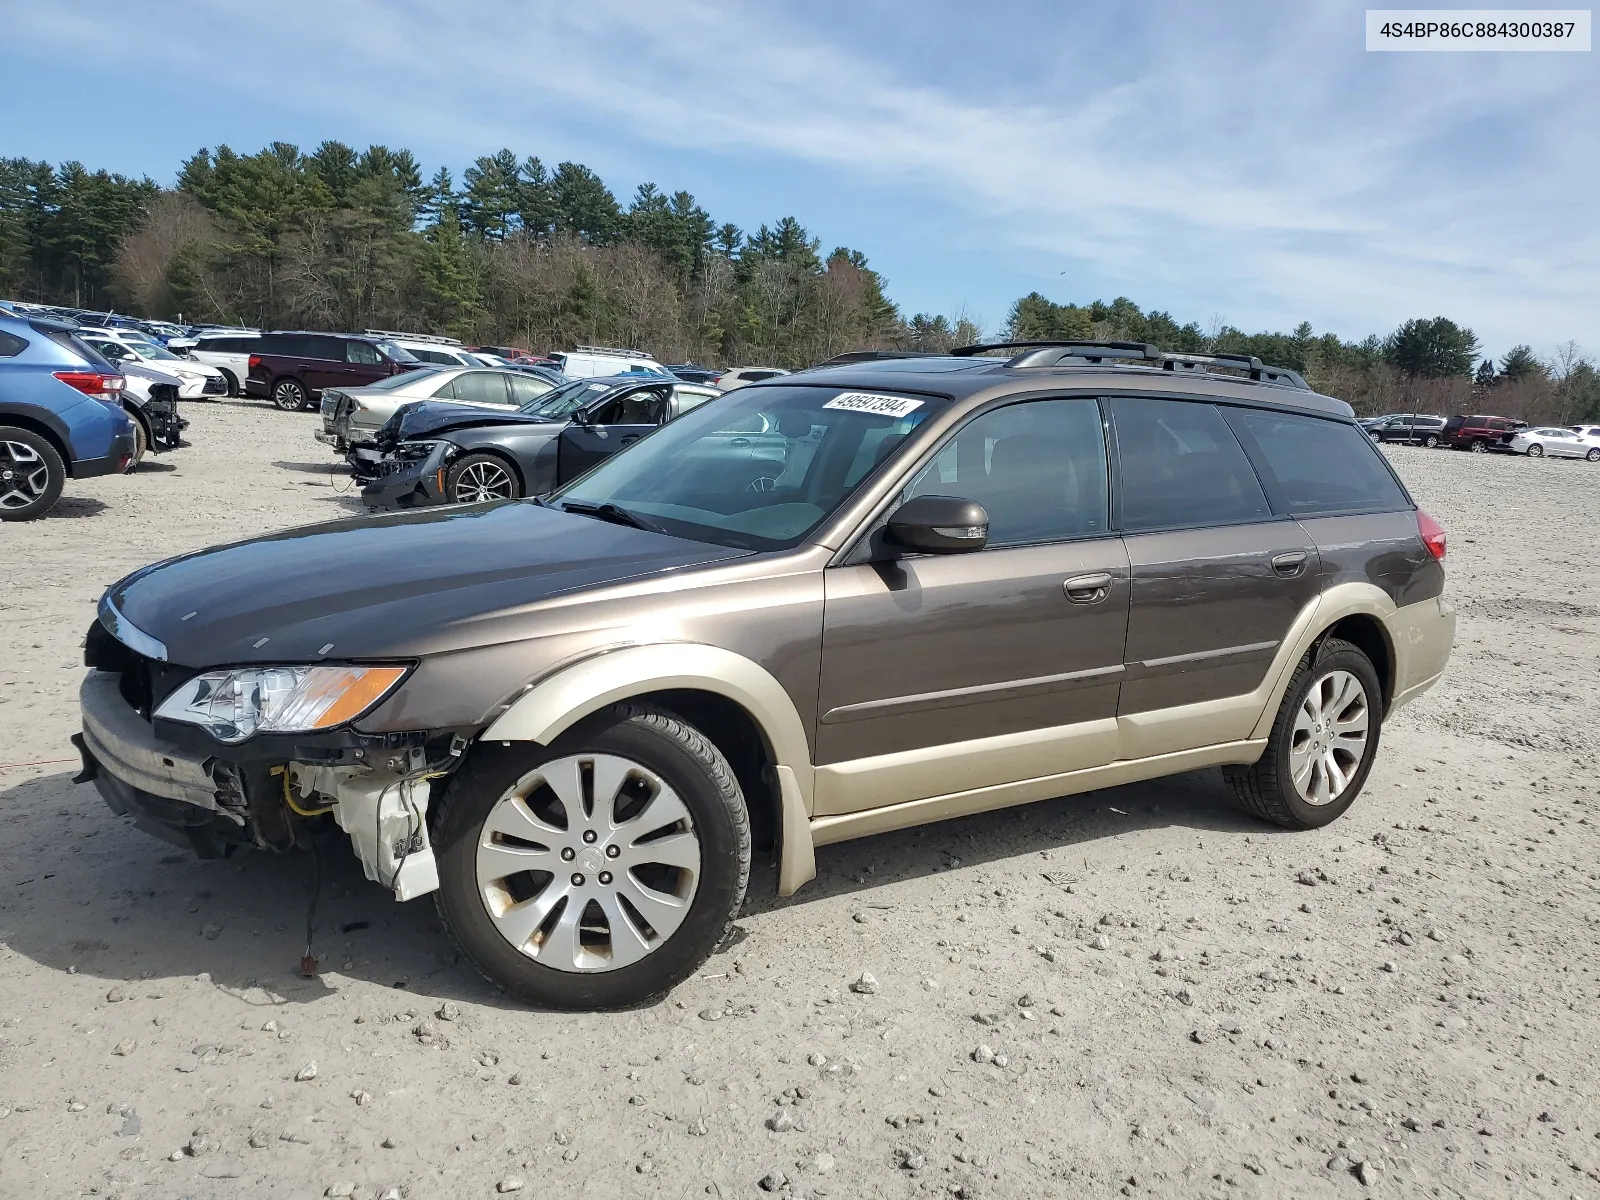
1224 637 1382 830
433 705 751 1009
271 377 308 412
446 453 521 504
219 368 239 397
0 427 66 521
1470 439 1488 453
1586 448 1600 462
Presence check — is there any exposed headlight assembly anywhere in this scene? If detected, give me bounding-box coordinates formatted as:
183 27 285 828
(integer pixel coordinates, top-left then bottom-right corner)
154 665 408 743
396 440 449 461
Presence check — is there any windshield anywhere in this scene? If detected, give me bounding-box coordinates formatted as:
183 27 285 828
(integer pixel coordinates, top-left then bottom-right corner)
524 377 614 416
376 340 419 364
553 384 949 549
136 342 182 361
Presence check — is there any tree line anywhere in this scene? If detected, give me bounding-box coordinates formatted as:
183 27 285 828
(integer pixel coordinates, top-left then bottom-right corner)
1007 294 1600 425
1 143 1595 422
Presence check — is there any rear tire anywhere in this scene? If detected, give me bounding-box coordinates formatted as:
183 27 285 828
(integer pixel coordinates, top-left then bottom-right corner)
1423 434 1439 448
271 377 308 412
0 426 66 522
1224 637 1382 830
1470 439 1488 453
126 417 149 471
1526 443 1544 457
433 704 751 1009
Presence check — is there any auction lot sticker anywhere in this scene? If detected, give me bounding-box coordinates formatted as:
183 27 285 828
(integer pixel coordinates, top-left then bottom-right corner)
1367 9 1591 50
823 393 925 418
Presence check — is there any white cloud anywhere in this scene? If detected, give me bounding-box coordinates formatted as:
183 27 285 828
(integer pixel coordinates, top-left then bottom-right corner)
17 0 1599 352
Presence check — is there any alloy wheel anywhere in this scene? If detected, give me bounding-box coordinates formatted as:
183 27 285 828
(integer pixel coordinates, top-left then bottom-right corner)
452 460 515 503
1288 669 1370 807
274 381 305 411
475 753 702 972
0 440 50 511
1527 444 1544 457
1424 435 1439 448
1470 440 1487 453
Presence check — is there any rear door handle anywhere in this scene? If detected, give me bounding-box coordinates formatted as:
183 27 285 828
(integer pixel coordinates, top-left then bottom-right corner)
620 434 640 445
1063 572 1113 603
1271 551 1309 577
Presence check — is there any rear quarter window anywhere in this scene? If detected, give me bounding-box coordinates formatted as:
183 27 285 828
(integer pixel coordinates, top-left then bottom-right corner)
1228 408 1409 517
0 330 26 357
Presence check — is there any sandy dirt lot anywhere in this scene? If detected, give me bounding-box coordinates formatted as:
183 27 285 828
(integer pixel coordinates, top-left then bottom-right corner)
2 399 1598 1200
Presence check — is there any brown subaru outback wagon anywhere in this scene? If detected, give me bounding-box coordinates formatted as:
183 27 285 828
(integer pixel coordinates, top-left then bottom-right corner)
77 341 1454 1008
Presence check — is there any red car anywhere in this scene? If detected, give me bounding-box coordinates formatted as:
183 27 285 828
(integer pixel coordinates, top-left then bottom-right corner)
1439 413 1525 453
245 332 425 411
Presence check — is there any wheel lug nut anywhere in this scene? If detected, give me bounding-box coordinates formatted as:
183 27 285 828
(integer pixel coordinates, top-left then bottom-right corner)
560 848 575 861
571 873 584 887
582 830 597 844
605 845 620 858
598 871 612 885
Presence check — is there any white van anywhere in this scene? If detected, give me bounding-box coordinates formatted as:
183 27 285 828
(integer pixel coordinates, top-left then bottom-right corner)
550 345 671 379
188 331 260 396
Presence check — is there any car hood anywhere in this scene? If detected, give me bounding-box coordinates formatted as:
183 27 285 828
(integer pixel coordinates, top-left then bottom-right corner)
102 502 751 666
393 401 562 443
119 361 185 387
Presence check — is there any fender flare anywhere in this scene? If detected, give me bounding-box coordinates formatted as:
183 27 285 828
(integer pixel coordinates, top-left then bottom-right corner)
481 643 818 895
1247 581 1397 741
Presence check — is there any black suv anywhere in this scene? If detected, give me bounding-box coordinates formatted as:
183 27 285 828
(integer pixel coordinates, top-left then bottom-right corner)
244 332 422 411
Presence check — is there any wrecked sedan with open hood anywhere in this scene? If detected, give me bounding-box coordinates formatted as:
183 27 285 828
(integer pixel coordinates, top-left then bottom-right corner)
360 376 722 509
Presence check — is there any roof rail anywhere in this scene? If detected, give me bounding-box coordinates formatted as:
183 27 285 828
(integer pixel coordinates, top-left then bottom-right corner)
364 329 463 345
951 340 1164 365
1160 352 1309 390
573 345 653 359
951 338 1309 390
813 350 927 367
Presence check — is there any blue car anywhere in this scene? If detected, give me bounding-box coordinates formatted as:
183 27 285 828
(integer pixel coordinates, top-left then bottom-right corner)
0 312 138 521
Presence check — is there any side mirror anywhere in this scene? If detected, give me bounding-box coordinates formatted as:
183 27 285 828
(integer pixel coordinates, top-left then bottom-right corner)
886 495 988 554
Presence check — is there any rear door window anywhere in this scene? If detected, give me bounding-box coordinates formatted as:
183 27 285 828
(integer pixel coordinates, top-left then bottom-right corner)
507 374 553 405
1228 408 1409 517
346 341 382 365
449 371 510 406
1108 396 1271 531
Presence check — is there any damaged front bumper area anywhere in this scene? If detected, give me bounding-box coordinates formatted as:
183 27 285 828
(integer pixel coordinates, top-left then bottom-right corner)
76 668 458 901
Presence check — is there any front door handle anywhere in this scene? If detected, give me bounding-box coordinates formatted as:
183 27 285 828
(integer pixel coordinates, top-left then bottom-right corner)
620 434 640 445
1271 551 1309 577
1063 572 1113 603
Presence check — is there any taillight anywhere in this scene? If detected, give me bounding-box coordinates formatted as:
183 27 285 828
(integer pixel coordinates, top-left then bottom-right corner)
54 370 124 401
1417 509 1447 560
248 354 262 370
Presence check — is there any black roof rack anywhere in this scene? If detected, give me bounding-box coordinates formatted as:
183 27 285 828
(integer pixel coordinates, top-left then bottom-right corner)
949 339 1309 390
1160 352 1309 390
813 349 928 367
951 340 1163 363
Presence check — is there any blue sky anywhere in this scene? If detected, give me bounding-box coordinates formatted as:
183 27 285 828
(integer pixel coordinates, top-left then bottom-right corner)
8 0 1597 358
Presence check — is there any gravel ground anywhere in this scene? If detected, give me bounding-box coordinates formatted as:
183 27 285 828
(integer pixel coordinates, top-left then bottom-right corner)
2 400 1598 1200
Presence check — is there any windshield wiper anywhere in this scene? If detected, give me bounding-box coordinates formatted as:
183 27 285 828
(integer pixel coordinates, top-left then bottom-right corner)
559 500 664 533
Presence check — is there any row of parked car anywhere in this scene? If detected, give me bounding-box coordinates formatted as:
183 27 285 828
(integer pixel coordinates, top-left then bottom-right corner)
0 296 801 520
1360 411 1600 460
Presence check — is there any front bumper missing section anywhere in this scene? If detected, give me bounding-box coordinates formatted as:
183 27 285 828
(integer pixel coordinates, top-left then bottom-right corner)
77 669 443 899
